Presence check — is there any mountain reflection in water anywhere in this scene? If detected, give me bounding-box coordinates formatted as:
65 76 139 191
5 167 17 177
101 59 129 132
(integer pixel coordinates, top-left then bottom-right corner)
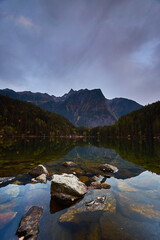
0 138 159 240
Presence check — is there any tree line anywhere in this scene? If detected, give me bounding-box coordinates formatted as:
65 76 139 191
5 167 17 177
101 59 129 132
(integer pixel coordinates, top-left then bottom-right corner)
0 94 159 139
0 94 76 136
91 101 160 139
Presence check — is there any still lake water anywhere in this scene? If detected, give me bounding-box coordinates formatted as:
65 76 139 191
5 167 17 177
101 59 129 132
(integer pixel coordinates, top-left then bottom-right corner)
0 138 160 240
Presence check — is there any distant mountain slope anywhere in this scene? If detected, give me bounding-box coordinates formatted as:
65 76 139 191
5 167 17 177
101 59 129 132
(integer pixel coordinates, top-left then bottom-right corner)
39 89 117 127
0 88 142 127
92 101 160 139
0 94 76 136
0 88 55 105
109 97 142 118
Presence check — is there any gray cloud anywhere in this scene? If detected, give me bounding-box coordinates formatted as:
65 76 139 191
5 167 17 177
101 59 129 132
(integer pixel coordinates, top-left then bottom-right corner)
0 0 160 104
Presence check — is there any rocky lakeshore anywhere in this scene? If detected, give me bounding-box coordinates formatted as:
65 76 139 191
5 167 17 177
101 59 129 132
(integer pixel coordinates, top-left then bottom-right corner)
0 162 118 239
0 157 160 240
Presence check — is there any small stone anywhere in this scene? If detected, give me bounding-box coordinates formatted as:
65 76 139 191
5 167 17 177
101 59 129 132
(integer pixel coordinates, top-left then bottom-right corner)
94 202 99 206
91 181 111 189
36 174 47 184
31 178 37 183
101 182 111 189
63 161 77 167
19 237 24 240
91 175 102 182
99 164 118 173
29 165 49 177
85 200 95 206
97 196 106 204
91 181 102 189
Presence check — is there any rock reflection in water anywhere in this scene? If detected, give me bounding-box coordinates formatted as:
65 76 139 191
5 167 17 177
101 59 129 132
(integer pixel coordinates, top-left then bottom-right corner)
0 138 159 240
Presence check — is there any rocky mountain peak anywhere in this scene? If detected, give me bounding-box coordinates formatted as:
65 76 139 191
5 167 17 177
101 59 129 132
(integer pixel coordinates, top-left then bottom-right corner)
0 88 142 127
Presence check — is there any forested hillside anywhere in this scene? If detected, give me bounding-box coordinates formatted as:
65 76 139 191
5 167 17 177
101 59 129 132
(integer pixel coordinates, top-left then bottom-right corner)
0 88 142 127
91 101 160 139
0 94 76 136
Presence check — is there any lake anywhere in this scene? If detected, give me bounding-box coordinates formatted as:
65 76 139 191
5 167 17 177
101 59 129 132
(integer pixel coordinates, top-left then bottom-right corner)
0 138 160 240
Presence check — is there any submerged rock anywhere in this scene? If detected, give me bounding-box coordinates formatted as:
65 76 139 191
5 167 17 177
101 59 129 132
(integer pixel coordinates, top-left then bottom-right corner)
51 173 87 204
16 206 43 240
63 161 77 167
29 165 49 178
36 174 47 184
91 175 103 182
99 164 118 173
91 181 111 189
117 192 160 221
79 176 89 183
59 192 116 223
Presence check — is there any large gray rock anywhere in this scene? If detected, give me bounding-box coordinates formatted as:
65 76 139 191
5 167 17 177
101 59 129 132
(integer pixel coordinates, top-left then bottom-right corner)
29 165 49 177
51 173 87 204
16 206 43 240
99 164 118 173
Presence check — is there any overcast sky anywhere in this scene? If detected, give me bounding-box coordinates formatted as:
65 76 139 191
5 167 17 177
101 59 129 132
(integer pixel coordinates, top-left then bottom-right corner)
0 0 160 105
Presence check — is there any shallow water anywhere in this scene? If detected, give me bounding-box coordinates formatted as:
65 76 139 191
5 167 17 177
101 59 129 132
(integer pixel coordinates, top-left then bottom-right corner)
0 138 160 240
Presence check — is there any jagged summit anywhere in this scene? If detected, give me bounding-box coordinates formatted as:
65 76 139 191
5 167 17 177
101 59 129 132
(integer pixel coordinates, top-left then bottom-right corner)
0 88 142 127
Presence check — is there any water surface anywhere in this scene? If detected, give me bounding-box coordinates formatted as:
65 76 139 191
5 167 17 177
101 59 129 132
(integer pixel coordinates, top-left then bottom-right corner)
0 138 160 240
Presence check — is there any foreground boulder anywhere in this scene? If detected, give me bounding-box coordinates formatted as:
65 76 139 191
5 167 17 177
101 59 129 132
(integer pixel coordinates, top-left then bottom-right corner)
51 173 87 204
99 164 118 173
16 206 43 240
29 165 49 178
63 161 77 167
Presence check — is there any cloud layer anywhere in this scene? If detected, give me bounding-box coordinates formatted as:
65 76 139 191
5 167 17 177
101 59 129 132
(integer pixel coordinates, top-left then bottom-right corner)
0 0 160 104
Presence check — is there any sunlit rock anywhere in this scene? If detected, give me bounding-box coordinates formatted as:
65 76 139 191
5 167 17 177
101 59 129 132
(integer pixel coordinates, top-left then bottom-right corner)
16 206 43 239
29 165 49 177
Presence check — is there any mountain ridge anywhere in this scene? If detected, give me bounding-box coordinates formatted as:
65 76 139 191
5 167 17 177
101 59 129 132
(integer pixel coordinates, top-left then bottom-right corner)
0 88 142 127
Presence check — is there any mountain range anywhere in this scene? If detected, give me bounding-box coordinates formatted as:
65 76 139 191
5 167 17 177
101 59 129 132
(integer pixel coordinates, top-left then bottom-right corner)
0 88 142 127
